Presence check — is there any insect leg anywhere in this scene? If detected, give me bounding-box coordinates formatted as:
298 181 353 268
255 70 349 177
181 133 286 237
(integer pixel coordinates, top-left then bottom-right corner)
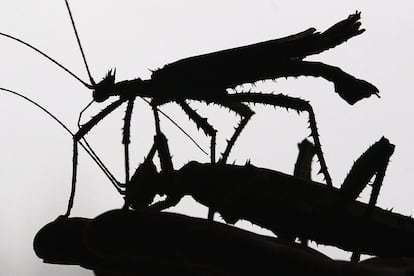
281 60 379 105
216 102 255 164
294 139 316 181
123 97 136 183
338 137 394 262
293 139 316 246
64 98 126 217
219 92 332 187
151 104 174 172
177 100 217 163
339 137 395 207
125 120 180 211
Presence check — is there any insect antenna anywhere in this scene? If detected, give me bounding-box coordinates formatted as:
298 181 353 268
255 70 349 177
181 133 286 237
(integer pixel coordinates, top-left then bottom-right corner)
0 32 92 89
0 87 122 193
65 0 207 157
64 0 96 86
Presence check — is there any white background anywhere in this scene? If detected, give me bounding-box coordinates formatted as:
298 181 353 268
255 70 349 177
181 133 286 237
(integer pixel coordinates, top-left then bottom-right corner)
0 1 412 275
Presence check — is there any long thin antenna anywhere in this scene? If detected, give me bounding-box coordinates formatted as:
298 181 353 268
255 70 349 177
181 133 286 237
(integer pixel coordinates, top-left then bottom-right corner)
64 0 96 86
0 87 122 192
0 32 92 88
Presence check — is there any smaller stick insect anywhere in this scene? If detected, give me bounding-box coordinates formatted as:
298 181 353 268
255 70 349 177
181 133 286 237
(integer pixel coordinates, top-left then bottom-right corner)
124 136 405 258
1 4 380 216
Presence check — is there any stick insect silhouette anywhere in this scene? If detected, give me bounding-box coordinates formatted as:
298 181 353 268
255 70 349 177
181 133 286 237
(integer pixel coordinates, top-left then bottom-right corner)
1 2 379 216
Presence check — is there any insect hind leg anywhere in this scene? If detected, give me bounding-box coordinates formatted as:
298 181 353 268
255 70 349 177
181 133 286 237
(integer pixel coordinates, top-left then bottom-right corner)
217 102 255 164
220 92 333 187
64 99 126 217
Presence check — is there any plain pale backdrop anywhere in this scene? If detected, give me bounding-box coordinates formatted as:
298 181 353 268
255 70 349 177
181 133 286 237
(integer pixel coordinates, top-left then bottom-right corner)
0 1 413 275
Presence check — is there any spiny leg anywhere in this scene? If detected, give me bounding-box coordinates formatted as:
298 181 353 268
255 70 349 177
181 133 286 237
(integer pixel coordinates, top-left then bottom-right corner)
123 138 159 210
217 92 333 187
339 137 395 207
339 137 395 262
151 103 174 172
175 100 219 220
177 100 217 163
64 98 126 217
294 139 316 181
77 103 120 188
217 102 255 164
293 139 316 246
123 97 136 183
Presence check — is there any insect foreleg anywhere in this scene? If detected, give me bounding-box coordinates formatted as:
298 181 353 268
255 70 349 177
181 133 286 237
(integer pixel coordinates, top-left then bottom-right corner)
177 100 217 163
218 93 332 187
64 99 127 217
74 98 126 140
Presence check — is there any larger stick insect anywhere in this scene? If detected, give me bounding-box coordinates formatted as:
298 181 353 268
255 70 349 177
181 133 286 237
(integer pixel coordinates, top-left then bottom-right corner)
1 2 379 216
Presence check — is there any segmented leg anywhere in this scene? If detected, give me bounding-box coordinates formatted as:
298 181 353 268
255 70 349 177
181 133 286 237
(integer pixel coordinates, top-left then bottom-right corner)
64 98 127 217
212 92 332 187
217 102 254 164
177 100 217 163
340 137 395 262
293 139 316 246
123 97 136 183
64 139 78 217
151 104 174 172
339 137 395 207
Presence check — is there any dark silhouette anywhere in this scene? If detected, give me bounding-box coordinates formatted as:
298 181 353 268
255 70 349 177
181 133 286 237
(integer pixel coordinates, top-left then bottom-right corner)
294 139 316 181
1 9 381 218
34 209 414 275
72 11 378 191
20 1 411 274
293 139 316 247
